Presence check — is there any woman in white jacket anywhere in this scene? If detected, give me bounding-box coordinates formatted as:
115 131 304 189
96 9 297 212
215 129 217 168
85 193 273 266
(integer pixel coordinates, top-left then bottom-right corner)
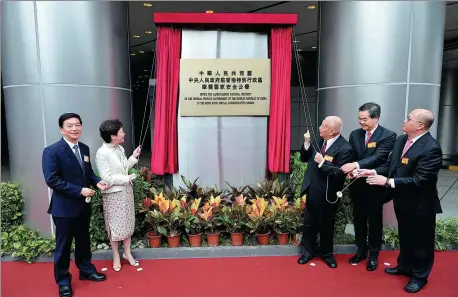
95 119 142 271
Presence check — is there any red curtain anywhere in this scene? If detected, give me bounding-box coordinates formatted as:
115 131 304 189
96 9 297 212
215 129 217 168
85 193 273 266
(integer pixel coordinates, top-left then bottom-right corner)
151 26 181 175
268 26 292 173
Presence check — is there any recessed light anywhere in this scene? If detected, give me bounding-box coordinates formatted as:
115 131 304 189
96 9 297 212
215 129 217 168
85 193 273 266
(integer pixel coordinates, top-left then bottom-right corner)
293 40 300 43
307 5 316 9
145 30 153 34
131 53 136 56
143 3 152 7
133 35 140 38
206 10 214 14
312 46 317 49
139 50 144 54
144 70 148 72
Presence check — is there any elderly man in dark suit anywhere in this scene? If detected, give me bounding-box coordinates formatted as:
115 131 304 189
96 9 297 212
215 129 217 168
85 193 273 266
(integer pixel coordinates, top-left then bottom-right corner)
341 102 396 271
360 109 442 293
297 116 354 268
42 113 110 297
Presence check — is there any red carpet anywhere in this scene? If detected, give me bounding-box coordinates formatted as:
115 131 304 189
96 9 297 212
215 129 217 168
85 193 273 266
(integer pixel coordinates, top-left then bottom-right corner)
2 251 458 297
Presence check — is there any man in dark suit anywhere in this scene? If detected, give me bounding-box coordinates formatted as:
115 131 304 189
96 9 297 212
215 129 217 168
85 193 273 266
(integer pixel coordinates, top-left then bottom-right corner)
341 102 396 271
42 113 109 297
297 116 354 268
361 109 442 293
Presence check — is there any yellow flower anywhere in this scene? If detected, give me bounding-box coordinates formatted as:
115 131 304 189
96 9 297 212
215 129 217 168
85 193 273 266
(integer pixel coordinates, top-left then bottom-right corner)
209 195 221 207
191 198 201 215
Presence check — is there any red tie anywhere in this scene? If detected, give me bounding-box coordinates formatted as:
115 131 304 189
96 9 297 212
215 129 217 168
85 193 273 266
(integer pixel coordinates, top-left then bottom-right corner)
401 139 413 157
320 140 327 155
365 132 372 145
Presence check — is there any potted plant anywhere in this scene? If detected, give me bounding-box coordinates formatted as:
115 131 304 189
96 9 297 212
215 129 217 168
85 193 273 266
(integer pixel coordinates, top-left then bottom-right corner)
220 195 247 246
183 198 203 247
291 195 306 246
199 195 223 246
144 196 162 248
270 195 294 245
246 196 273 245
150 196 184 247
140 195 162 248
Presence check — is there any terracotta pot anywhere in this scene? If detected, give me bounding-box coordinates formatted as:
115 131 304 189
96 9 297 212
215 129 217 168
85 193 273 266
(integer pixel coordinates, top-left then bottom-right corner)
230 232 244 246
146 232 161 248
256 232 271 245
277 232 289 245
167 233 181 248
206 233 220 247
188 233 202 247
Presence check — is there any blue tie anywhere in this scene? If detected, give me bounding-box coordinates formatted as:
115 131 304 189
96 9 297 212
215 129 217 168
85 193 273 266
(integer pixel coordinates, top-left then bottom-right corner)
73 144 83 168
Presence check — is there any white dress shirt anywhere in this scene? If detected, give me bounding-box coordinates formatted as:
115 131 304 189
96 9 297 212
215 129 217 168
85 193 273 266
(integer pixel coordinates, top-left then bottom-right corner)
303 134 340 168
386 131 428 188
354 125 378 169
63 137 82 160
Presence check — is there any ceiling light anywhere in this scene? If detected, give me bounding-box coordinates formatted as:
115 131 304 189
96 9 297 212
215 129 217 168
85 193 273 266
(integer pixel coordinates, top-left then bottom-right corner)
307 5 316 9
144 70 148 72
133 35 140 38
139 50 144 54
143 3 152 7
131 53 136 56
312 46 317 49
206 10 214 14
145 30 153 34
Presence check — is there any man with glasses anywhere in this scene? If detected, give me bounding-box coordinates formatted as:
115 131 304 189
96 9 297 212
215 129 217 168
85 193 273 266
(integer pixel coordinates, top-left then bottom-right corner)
358 109 442 293
341 102 396 271
42 113 110 297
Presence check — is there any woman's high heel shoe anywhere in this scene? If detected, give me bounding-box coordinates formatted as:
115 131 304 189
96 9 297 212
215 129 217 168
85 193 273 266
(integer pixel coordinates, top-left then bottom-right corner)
122 253 139 267
113 258 122 272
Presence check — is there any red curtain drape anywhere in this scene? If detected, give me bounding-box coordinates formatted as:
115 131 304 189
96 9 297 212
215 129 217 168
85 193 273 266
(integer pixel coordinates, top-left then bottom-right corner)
151 26 181 175
268 26 292 173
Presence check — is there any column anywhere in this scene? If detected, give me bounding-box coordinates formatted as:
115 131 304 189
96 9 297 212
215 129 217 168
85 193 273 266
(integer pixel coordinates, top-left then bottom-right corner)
438 68 458 166
317 1 446 138
2 1 133 236
317 1 445 228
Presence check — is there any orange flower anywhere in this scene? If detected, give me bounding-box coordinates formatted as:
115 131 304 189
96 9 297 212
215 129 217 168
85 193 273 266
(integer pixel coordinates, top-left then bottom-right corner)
199 206 213 221
152 192 165 205
272 195 288 212
158 199 170 214
235 194 246 206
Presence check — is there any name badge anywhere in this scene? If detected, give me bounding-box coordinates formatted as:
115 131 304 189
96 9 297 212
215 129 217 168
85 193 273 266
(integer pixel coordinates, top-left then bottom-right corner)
367 142 376 148
84 155 89 162
324 155 334 162
401 157 409 165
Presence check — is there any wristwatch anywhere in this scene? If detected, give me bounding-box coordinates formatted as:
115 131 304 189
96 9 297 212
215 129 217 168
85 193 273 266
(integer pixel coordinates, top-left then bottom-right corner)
384 179 391 188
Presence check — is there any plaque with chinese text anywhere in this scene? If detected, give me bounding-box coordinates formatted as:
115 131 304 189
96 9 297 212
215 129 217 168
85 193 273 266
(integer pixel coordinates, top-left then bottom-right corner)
179 59 271 116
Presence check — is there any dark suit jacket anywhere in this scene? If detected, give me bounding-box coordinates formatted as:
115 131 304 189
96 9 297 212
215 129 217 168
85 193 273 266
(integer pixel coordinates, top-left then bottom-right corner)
42 138 101 218
300 135 354 206
349 125 397 199
374 132 443 215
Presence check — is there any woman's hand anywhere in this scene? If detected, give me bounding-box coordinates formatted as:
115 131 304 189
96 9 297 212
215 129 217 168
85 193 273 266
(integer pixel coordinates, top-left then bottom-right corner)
133 145 142 158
